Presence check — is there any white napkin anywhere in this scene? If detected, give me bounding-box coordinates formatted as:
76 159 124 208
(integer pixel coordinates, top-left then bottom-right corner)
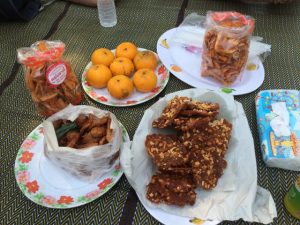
269 102 291 137
120 88 277 224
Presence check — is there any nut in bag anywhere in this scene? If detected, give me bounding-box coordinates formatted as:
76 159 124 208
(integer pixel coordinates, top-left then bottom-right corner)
201 11 255 85
17 40 83 117
43 105 122 182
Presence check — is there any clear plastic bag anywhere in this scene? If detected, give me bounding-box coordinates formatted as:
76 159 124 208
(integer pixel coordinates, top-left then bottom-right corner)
201 11 255 85
17 40 83 117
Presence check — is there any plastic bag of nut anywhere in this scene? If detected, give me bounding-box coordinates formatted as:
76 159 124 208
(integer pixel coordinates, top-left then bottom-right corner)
201 11 255 85
17 40 83 117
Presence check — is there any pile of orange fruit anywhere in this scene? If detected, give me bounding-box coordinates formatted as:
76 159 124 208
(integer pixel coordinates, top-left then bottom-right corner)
86 42 158 99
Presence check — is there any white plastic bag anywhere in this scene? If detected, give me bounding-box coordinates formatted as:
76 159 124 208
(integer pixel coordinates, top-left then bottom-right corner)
43 105 122 182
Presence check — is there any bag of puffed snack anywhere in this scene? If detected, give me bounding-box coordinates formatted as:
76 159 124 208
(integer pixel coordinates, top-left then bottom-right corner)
201 11 255 85
43 105 122 182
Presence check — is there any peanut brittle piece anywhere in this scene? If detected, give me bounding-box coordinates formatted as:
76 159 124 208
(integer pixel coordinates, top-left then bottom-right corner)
179 101 220 117
180 119 232 157
190 148 227 190
145 134 189 170
173 116 213 131
152 96 191 128
161 166 192 175
146 172 196 206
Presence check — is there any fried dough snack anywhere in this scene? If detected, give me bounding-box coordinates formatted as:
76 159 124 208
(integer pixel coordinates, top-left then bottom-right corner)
201 12 255 85
17 41 82 117
54 113 112 149
145 96 232 206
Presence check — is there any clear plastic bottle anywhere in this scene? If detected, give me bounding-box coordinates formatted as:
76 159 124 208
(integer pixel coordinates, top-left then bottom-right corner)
97 0 117 27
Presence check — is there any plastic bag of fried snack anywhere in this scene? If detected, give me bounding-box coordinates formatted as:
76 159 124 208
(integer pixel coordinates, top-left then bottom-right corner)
168 12 271 86
201 11 255 85
17 40 83 117
43 105 122 182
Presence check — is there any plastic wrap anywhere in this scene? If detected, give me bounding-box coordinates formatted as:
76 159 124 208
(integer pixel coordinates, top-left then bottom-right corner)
17 40 83 117
43 105 122 182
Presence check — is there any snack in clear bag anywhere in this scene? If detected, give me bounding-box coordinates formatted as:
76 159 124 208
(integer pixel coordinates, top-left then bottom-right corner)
17 40 83 117
201 11 255 85
43 105 122 182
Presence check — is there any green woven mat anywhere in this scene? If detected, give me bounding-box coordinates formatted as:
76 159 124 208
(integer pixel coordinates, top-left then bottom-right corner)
1 0 300 224
0 1 183 225
185 1 300 225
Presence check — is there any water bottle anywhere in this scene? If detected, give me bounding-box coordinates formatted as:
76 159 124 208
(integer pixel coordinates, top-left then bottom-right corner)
97 0 117 27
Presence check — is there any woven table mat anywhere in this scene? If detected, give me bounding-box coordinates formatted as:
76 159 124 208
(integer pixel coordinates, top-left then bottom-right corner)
0 0 184 225
185 1 300 225
1 0 300 224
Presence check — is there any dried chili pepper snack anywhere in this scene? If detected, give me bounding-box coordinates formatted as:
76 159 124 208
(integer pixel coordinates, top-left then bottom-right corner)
17 40 83 117
201 11 255 85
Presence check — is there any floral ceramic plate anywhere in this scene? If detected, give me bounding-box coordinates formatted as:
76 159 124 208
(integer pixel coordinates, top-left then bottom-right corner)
82 48 169 107
14 123 129 208
157 28 265 95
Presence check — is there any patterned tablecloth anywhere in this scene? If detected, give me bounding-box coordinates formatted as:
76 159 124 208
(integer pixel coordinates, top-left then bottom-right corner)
0 0 299 224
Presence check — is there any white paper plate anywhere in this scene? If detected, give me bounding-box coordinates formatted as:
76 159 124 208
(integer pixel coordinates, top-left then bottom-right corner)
144 204 219 225
82 48 169 107
157 28 265 95
15 123 129 208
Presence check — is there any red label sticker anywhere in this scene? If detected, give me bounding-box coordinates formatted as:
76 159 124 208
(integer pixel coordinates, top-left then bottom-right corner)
46 61 68 87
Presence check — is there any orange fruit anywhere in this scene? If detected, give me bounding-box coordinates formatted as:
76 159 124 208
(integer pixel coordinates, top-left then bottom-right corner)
133 50 158 70
86 64 112 88
110 57 134 77
115 42 138 60
133 69 157 93
91 48 114 66
107 75 134 99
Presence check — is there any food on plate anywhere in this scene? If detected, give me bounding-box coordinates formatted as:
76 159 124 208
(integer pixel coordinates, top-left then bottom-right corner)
133 50 158 70
201 11 255 85
152 96 191 128
145 96 232 206
17 40 82 117
84 43 161 100
152 96 220 130
146 172 197 206
110 57 135 77
132 69 157 93
53 113 113 149
107 75 134 99
44 105 122 181
145 134 189 171
91 48 115 66
115 42 138 60
86 64 112 88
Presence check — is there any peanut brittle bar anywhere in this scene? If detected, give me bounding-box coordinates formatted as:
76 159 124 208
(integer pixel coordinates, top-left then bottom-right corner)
179 119 232 157
173 116 213 131
189 149 227 190
145 134 189 170
180 101 220 117
152 96 191 128
146 172 196 206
